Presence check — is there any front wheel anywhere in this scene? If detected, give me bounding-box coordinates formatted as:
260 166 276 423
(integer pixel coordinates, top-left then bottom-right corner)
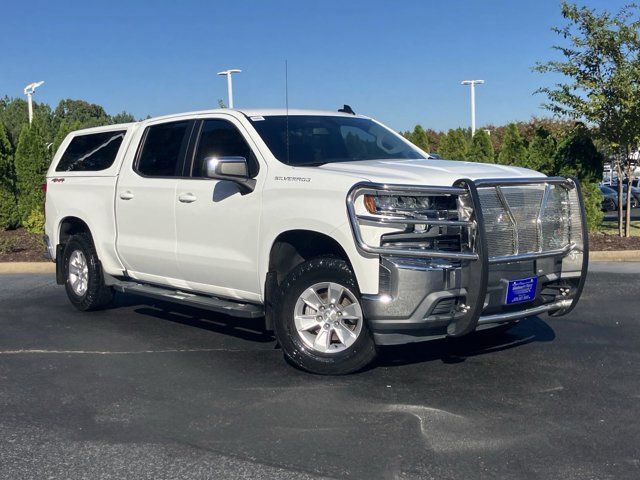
273 257 377 375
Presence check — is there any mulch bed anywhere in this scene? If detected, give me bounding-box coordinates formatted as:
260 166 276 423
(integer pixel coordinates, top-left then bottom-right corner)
589 233 640 251
1 227 639 262
0 228 45 262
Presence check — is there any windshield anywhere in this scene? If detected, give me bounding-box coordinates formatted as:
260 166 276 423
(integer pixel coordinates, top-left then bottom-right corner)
248 115 426 166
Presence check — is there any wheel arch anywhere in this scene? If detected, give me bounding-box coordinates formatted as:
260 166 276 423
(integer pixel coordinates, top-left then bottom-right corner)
263 228 362 331
58 216 93 245
267 229 353 285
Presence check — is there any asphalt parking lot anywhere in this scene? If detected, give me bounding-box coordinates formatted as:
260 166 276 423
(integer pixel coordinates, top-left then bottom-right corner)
1 264 639 479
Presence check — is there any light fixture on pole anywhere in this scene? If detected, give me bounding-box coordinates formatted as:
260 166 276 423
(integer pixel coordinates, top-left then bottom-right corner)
217 69 241 108
460 79 484 136
24 81 45 125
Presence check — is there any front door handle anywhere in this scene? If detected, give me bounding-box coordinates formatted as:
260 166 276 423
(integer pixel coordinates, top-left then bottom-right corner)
178 193 197 203
119 191 134 200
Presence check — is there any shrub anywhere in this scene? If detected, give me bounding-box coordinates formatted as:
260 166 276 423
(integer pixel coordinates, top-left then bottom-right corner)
467 129 494 163
0 188 19 229
438 128 469 160
0 236 22 254
581 181 604 232
497 123 527 165
23 208 45 234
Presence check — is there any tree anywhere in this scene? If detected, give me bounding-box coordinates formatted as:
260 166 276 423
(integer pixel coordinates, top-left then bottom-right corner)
405 124 430 153
554 125 604 231
467 129 494 163
14 114 51 223
52 120 82 153
535 2 640 236
0 122 18 229
53 99 110 129
0 96 52 148
497 123 527 165
525 127 557 174
110 111 136 124
438 128 468 160
554 124 603 181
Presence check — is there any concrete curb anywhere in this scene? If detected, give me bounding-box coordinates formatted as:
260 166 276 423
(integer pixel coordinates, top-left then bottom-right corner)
589 250 640 262
0 262 55 274
1 251 640 274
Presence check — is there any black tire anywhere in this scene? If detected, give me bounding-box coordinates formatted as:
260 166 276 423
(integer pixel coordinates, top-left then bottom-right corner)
602 198 615 212
273 256 377 375
62 233 114 311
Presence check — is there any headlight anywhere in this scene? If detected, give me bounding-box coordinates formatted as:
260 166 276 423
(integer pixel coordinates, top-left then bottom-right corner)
363 194 456 216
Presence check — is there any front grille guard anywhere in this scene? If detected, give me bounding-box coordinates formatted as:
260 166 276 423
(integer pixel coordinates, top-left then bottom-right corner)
346 176 589 334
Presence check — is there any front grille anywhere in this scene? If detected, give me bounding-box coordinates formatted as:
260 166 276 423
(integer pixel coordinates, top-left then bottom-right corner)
477 184 580 259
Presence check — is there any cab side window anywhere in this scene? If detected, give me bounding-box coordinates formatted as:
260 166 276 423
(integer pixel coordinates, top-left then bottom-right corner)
136 121 191 177
192 120 258 177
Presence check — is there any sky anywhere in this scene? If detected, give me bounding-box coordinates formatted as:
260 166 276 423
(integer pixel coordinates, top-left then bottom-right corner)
0 0 630 132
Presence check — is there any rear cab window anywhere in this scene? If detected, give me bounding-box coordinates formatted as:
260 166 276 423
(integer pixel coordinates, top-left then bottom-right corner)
56 130 127 172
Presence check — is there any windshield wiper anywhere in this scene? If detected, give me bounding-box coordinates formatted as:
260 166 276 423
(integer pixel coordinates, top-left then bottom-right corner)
294 161 328 167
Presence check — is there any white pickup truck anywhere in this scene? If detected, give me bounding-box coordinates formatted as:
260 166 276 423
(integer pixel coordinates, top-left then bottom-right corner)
44 108 588 374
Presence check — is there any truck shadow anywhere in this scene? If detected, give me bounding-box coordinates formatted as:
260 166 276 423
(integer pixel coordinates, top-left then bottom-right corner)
113 293 556 368
112 293 274 344
375 317 555 368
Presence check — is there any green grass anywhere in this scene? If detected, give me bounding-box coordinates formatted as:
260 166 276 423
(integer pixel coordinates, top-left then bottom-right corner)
598 219 640 236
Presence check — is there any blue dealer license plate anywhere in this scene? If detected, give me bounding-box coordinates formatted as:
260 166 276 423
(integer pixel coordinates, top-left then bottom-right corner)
505 277 537 305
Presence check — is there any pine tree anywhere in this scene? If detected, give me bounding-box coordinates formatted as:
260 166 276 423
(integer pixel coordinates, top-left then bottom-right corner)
0 122 19 229
467 129 494 163
14 115 51 224
407 124 430 153
437 128 468 160
53 120 81 153
497 123 527 166
525 128 557 174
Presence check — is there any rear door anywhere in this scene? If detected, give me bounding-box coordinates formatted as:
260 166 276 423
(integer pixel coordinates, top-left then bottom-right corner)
115 119 195 286
174 116 264 301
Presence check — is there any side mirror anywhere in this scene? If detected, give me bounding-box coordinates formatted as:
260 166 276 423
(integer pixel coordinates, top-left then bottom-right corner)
203 156 256 194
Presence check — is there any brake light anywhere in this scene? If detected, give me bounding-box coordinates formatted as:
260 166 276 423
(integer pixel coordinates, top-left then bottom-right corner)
41 183 47 194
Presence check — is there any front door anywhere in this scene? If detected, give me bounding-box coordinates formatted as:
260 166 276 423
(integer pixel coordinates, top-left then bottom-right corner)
115 119 194 286
174 117 263 301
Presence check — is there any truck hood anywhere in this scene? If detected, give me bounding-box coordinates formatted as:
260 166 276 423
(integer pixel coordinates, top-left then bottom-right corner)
315 158 544 186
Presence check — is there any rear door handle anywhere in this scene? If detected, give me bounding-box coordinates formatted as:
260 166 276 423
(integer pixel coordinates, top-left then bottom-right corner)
178 193 197 203
119 191 134 200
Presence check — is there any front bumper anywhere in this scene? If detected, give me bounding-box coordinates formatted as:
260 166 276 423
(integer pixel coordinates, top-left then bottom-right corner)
349 176 589 346
363 253 583 345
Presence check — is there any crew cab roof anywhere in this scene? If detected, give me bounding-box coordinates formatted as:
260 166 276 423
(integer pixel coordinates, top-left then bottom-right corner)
62 109 369 134
132 108 370 125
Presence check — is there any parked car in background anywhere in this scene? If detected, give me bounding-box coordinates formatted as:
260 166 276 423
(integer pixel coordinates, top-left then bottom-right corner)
610 183 640 208
600 185 627 211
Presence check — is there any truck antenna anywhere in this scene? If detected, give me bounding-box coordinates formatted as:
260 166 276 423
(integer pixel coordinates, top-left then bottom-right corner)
285 59 290 165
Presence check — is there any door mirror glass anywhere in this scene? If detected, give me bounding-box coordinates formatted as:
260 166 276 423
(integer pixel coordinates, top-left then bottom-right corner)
204 156 249 180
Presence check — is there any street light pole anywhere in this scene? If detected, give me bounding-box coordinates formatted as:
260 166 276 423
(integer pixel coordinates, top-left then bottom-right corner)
217 69 241 108
23 81 45 125
460 80 484 136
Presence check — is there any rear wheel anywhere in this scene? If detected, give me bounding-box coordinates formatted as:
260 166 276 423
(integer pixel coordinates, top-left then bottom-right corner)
274 257 377 374
62 234 114 311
